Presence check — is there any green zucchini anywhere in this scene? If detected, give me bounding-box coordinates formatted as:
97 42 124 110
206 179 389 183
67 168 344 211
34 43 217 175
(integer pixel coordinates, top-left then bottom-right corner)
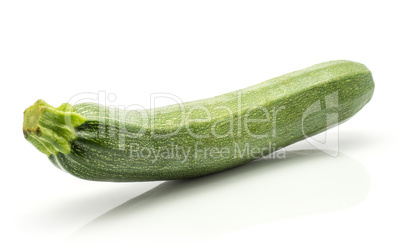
23 60 374 182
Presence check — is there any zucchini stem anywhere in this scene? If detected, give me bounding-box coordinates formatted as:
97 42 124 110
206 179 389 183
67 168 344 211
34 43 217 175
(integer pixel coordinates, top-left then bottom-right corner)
23 99 87 156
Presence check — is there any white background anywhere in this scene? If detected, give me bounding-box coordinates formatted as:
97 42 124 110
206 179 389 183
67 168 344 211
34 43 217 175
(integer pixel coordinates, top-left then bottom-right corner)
1 0 401 248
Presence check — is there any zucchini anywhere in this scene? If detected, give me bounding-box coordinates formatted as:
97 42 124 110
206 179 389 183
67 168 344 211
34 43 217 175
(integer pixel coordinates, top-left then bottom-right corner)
23 60 374 182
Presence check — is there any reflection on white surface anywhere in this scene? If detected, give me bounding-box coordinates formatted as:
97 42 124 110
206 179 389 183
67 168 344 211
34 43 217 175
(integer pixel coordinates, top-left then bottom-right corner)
69 150 370 245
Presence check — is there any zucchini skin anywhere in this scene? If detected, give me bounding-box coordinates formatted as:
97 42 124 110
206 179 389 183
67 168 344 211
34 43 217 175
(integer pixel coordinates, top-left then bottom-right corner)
39 60 374 181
